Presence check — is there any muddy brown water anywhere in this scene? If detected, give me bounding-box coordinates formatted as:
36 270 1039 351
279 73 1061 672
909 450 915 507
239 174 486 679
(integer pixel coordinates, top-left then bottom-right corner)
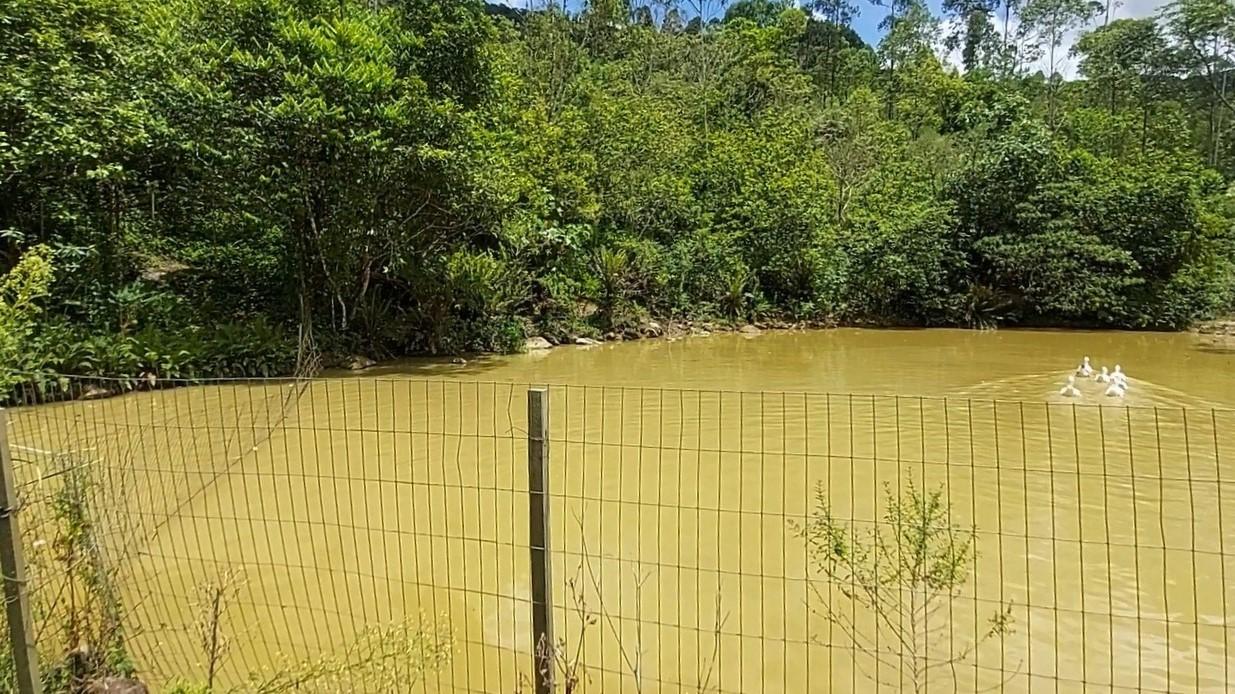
7 328 1235 692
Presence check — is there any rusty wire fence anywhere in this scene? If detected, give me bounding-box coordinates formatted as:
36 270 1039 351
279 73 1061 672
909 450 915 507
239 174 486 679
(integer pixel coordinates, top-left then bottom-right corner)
1 374 1234 693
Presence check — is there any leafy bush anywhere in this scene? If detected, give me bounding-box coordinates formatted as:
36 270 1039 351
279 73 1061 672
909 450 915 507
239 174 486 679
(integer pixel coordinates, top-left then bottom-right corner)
588 245 632 329
0 245 55 386
841 165 958 322
671 230 752 319
797 479 1014 692
8 317 296 402
951 133 1232 328
1 461 135 694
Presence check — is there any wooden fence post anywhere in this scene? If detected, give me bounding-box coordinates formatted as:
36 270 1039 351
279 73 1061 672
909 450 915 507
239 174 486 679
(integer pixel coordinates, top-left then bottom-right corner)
0 408 41 694
527 387 554 694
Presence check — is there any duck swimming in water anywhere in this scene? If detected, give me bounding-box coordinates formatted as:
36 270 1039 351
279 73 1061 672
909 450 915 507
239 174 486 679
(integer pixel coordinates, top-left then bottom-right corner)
1076 356 1094 377
1112 364 1128 387
1060 375 1082 397
1095 366 1111 383
1105 381 1126 398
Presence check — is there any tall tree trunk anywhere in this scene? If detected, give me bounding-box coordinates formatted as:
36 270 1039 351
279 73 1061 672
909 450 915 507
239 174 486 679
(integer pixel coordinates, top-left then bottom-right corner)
887 62 896 119
1002 0 1012 75
1211 41 1223 167
1048 40 1057 129
828 17 839 103
1217 70 1229 168
886 3 897 119
1141 95 1150 154
1209 94 1218 167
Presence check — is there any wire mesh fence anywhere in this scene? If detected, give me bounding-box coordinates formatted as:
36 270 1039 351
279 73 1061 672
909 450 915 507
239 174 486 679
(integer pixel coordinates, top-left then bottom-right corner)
1 374 1233 693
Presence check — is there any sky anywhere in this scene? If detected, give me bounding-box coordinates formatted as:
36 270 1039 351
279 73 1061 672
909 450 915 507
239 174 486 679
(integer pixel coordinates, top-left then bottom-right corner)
493 0 1170 77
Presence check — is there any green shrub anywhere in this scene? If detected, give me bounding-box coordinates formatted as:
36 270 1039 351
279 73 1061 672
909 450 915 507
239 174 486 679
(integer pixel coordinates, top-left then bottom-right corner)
671 230 750 319
9 317 296 397
0 245 54 383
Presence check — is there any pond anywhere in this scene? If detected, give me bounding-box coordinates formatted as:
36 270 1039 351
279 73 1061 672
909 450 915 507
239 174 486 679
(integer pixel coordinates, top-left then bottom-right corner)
7 328 1234 692
396 327 1235 406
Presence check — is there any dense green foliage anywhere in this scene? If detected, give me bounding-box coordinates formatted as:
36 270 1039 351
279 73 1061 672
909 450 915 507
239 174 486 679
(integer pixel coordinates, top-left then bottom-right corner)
2 0 1235 384
0 245 54 389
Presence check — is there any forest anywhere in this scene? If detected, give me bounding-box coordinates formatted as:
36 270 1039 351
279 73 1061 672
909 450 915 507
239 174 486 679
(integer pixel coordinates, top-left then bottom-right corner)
3 0 1235 383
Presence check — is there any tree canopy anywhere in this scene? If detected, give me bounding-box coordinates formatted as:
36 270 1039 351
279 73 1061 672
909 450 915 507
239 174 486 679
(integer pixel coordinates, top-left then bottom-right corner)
1 0 1233 385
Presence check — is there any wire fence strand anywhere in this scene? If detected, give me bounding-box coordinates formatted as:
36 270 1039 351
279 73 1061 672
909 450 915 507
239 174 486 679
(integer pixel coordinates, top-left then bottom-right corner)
1 374 1233 693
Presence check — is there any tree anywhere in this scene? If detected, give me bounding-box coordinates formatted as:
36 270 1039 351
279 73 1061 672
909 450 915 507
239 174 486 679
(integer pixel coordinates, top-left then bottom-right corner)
633 4 656 26
724 0 793 25
797 479 1015 693
155 0 498 343
877 0 938 118
810 0 863 102
993 0 1024 75
1075 19 1166 112
582 0 633 54
662 6 686 32
519 2 589 113
1074 18 1171 150
818 88 883 225
944 0 999 72
1163 0 1235 167
1019 0 1103 127
0 0 156 303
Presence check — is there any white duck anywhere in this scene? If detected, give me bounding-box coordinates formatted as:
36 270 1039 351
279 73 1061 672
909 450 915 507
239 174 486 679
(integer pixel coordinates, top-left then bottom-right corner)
1095 366 1111 383
1112 364 1128 387
1059 375 1082 398
1105 381 1126 398
1076 356 1094 377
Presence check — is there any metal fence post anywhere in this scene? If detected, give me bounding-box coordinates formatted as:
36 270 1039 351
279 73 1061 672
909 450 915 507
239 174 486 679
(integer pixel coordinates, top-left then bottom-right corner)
527 387 554 694
0 409 41 694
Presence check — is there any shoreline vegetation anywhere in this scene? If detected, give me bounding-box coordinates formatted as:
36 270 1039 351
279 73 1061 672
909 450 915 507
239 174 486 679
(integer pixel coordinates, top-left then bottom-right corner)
4 0 1235 401
6 314 1232 406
